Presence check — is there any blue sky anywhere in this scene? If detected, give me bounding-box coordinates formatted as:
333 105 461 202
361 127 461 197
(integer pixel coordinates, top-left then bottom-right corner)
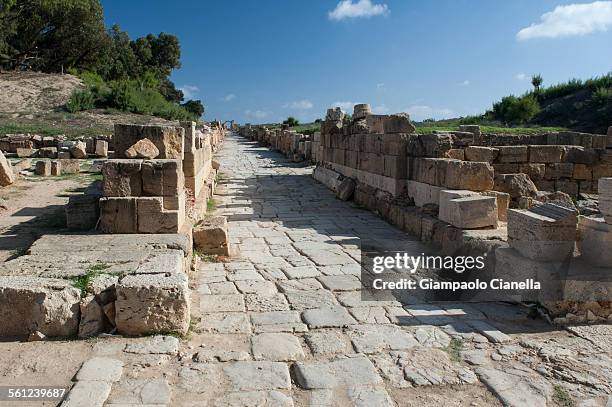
102 0 612 123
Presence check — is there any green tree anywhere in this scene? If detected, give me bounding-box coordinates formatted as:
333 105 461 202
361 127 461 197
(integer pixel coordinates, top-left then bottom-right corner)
182 100 204 117
283 117 299 127
492 95 539 125
531 74 543 92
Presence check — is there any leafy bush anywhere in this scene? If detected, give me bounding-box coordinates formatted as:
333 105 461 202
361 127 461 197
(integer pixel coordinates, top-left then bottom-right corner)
492 95 540 125
65 89 95 112
182 100 205 117
591 87 612 105
283 117 300 127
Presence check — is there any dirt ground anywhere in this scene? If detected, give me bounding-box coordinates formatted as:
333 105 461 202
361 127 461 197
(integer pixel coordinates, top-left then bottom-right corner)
0 174 90 261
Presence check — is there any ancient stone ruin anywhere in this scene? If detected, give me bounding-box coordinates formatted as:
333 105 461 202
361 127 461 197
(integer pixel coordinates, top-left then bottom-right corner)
240 104 612 323
0 122 229 340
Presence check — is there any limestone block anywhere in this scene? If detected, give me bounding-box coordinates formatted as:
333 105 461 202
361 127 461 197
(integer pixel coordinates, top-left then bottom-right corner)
599 178 612 223
507 203 578 261
366 113 415 134
545 163 574 179
482 191 510 222
528 145 564 163
578 216 612 267
70 141 87 159
465 146 499 163
115 272 190 336
353 104 371 119
78 295 107 338
592 134 607 149
383 154 407 179
16 147 35 158
141 159 183 197
494 173 537 199
445 149 465 160
66 195 100 230
95 140 108 157
555 179 578 197
58 151 71 159
39 147 57 159
193 216 230 256
180 121 196 153
563 146 598 164
0 276 80 337
35 160 51 176
102 160 142 197
407 180 442 207
419 133 453 158
60 159 81 174
51 160 61 176
445 160 494 191
336 177 356 201
125 138 160 159
0 150 15 186
497 146 528 163
137 197 182 234
519 164 546 181
492 163 519 174
114 124 185 160
572 164 592 180
439 190 498 229
313 166 342 192
412 158 445 186
99 197 138 233
162 191 185 211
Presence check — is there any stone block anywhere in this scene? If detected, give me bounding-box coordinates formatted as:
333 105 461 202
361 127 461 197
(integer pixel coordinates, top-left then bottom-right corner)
519 164 546 181
445 160 494 191
0 151 15 186
494 173 537 199
445 149 465 160
336 177 356 201
439 190 498 229
497 146 528 163
115 271 190 336
545 163 574 179
407 180 442 207
419 133 453 158
482 191 510 222
365 113 415 134
35 160 51 176
528 145 564 163
313 166 342 192
592 134 607 149
99 197 138 233
563 146 598 164
193 216 230 256
66 195 100 230
70 141 87 159
60 159 81 174
16 147 35 158
572 164 592 180
137 197 182 234
555 179 578 197
492 163 519 174
102 160 142 197
51 160 61 176
465 146 499 163
507 203 578 261
141 159 183 197
114 124 185 160
57 151 71 159
38 147 57 159
578 216 612 267
383 154 407 179
0 276 80 337
125 138 160 159
599 178 612 223
95 140 108 157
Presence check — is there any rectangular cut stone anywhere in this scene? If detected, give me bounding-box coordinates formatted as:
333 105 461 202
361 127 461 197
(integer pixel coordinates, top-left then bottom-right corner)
407 180 442 207
115 271 189 336
578 216 612 267
545 163 574 180
599 178 612 223
66 195 99 230
497 146 528 163
99 197 138 233
0 276 80 337
137 197 182 234
114 124 185 159
465 146 499 163
102 160 142 197
519 164 546 181
439 190 498 229
141 159 184 197
482 191 510 222
444 160 494 191
95 140 108 157
60 159 81 174
193 216 230 256
507 204 577 261
528 145 564 163
35 160 51 176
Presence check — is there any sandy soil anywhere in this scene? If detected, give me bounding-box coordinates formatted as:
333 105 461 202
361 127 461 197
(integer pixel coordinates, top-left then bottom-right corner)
0 72 84 113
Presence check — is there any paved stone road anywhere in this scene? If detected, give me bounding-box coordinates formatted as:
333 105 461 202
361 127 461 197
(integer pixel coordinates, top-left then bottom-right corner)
96 134 612 406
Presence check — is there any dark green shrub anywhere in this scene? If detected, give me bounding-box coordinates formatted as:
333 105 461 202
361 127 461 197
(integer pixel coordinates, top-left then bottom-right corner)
65 90 95 112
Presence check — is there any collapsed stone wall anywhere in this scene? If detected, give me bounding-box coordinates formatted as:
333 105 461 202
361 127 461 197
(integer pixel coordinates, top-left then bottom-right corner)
0 133 111 159
239 109 612 323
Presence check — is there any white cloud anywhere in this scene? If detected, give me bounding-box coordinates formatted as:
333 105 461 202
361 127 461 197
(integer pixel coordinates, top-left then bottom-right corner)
223 93 236 102
245 110 271 119
517 1 612 40
372 104 389 114
459 80 470 86
328 0 389 21
376 83 385 90
404 105 454 121
515 73 528 81
331 101 356 113
179 85 199 100
283 100 314 110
